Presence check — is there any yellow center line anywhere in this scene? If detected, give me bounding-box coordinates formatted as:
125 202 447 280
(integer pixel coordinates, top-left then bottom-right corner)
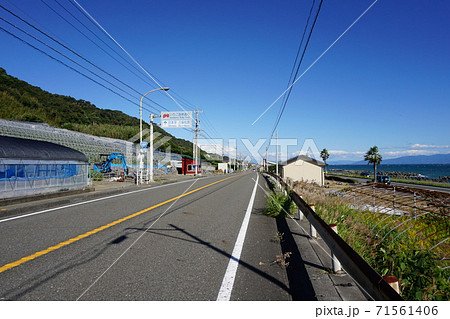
0 174 243 274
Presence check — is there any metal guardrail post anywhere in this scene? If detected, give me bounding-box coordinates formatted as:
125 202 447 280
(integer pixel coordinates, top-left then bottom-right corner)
309 204 317 238
265 172 403 301
298 195 304 220
329 224 342 274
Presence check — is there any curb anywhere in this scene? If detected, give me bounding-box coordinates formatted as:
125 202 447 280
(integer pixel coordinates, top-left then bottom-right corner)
0 174 211 220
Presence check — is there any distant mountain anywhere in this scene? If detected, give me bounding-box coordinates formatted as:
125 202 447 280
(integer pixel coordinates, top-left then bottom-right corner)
352 153 450 165
382 154 450 165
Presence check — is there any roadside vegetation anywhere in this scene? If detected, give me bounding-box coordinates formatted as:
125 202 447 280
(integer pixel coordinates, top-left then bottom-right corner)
296 182 449 301
264 177 449 301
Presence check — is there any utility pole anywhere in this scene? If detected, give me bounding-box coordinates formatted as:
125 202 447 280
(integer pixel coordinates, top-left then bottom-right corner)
148 114 161 183
138 87 169 185
275 130 279 176
265 146 268 171
193 109 203 176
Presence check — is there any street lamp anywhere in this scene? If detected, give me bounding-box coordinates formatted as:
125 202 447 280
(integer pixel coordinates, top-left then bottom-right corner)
138 87 170 184
140 87 170 144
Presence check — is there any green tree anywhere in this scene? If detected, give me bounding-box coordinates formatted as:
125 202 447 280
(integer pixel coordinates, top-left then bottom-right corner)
320 148 330 173
364 145 382 182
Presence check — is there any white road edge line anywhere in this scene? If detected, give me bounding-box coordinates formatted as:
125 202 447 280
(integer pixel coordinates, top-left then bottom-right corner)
216 173 259 301
0 177 214 224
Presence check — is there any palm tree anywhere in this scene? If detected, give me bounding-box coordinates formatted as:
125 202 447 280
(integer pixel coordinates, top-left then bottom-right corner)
364 145 382 182
320 148 329 174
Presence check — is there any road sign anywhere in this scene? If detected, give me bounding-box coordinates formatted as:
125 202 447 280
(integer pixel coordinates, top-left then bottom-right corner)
161 111 193 128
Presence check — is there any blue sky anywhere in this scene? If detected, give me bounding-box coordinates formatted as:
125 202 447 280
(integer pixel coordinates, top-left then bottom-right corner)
1 0 449 163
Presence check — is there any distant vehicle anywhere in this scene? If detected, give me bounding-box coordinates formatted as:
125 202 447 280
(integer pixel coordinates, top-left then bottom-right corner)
93 153 128 175
360 172 370 178
376 175 391 184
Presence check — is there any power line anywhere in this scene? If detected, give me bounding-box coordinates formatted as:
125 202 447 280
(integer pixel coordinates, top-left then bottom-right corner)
70 0 200 122
270 0 324 140
0 4 168 113
253 0 380 128
44 0 159 89
0 25 139 107
276 0 317 132
3 1 219 146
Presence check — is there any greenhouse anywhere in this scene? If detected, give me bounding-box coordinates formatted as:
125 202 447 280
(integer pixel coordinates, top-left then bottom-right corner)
0 136 89 199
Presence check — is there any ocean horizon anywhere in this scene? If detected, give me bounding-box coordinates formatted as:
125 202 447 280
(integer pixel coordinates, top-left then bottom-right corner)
328 164 450 179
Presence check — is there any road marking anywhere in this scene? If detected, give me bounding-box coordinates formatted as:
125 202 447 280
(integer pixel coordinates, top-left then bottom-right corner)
76 178 200 300
0 175 239 274
0 177 216 224
217 173 259 301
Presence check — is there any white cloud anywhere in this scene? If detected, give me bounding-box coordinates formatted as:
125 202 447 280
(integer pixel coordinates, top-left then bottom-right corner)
199 143 237 155
329 150 365 156
410 144 450 149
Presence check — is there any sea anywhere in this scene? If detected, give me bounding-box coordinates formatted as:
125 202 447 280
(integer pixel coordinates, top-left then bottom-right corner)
328 164 450 179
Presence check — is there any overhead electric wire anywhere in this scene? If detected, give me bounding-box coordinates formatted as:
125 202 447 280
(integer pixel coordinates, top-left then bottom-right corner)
276 0 317 133
70 0 200 122
3 1 218 147
254 0 380 128
0 25 144 108
0 4 168 113
69 0 223 148
43 0 159 89
0 26 161 117
270 0 324 141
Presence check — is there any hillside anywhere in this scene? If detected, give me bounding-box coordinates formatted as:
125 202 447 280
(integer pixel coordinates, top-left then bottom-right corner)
0 67 199 157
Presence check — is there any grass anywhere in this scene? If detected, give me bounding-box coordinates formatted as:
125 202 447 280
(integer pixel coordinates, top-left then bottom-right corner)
264 190 297 218
290 181 449 301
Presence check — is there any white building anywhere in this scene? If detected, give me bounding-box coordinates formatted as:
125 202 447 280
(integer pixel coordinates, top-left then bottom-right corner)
280 155 325 186
218 162 228 173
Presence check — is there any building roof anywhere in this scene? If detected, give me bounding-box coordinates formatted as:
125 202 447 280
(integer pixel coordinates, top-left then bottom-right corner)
281 155 326 167
0 135 88 162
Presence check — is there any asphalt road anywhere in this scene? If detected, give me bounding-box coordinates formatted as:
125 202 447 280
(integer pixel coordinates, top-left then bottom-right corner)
0 173 291 301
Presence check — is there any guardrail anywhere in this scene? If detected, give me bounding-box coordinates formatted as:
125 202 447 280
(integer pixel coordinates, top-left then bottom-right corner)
266 172 403 301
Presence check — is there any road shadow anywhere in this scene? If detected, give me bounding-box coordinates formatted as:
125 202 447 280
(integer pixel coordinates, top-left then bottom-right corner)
275 216 317 300
167 223 292 297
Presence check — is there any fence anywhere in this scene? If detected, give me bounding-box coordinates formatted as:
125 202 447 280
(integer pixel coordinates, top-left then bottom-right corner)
267 173 403 301
348 183 449 217
345 183 449 261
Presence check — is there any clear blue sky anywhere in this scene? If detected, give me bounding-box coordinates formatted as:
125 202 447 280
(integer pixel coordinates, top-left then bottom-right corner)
1 0 449 163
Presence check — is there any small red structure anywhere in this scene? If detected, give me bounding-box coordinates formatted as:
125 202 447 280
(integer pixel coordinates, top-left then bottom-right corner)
181 156 201 175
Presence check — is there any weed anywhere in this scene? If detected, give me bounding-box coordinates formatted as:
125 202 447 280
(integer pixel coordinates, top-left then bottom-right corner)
272 252 292 268
264 193 296 218
273 231 284 242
